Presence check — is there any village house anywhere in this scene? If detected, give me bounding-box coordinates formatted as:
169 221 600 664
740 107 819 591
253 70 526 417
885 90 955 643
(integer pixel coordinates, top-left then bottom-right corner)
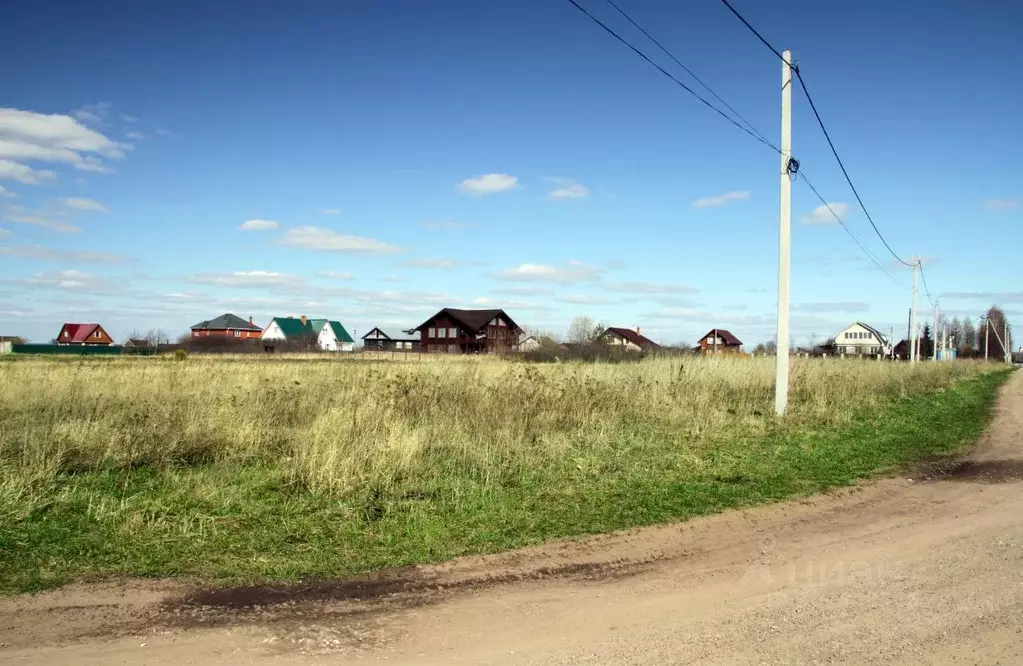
190 313 263 340
601 327 659 351
260 315 355 352
698 328 743 355
56 323 113 346
415 308 521 353
361 327 421 351
835 322 889 356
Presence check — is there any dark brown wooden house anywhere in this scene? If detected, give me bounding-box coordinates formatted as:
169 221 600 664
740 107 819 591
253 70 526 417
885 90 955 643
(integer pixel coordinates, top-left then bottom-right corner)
698 328 743 355
415 308 521 354
361 327 421 351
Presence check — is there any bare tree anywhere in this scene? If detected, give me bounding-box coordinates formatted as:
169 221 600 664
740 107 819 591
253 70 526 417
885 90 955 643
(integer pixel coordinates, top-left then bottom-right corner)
567 316 602 344
979 307 1012 360
145 328 169 348
963 316 977 350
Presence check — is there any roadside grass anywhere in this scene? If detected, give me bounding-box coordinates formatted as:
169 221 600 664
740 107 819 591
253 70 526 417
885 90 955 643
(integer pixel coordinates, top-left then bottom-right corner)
0 355 1010 593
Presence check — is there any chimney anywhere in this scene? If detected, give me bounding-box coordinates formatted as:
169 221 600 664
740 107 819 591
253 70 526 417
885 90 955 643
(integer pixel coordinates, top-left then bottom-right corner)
249 316 254 327
636 326 641 335
300 315 307 326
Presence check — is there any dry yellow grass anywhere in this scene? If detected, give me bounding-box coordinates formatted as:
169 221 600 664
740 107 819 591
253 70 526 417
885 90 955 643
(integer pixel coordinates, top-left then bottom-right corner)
0 354 988 496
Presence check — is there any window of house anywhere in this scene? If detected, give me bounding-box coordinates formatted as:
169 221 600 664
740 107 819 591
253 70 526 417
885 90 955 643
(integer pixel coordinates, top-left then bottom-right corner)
498 319 506 327
95 330 101 338
234 330 241 337
448 327 457 338
428 327 436 338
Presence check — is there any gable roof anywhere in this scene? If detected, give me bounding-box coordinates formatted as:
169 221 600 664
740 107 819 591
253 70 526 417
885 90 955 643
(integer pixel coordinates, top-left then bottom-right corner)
700 328 743 346
61 323 104 343
328 320 354 343
853 321 887 343
362 327 420 341
416 308 521 333
268 317 314 339
605 327 660 348
191 313 261 331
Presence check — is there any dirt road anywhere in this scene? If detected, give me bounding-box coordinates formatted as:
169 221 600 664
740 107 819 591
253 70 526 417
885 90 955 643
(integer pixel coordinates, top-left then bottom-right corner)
3 371 1022 664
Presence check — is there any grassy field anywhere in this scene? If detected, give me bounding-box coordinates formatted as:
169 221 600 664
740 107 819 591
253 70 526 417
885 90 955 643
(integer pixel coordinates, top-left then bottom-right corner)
0 354 1010 593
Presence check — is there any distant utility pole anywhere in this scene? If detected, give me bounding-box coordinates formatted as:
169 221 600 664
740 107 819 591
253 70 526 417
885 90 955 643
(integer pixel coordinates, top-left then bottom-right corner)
1005 321 1011 364
774 49 793 416
984 316 990 361
932 299 940 361
910 259 920 364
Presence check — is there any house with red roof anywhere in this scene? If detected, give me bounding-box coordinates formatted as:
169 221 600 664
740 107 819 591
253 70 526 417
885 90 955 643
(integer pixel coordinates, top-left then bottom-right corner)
56 323 114 346
601 327 660 351
697 328 744 355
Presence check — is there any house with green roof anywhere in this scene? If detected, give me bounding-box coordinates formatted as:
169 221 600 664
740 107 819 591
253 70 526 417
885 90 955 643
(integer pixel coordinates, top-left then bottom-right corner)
260 315 355 352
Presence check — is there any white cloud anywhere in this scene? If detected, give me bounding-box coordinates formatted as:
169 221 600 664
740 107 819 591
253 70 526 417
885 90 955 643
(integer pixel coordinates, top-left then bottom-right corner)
74 157 112 173
155 128 174 137
0 244 128 263
423 219 475 230
938 291 1023 303
496 260 604 285
457 173 518 196
18 268 122 293
0 229 9 237
73 103 110 124
187 270 302 288
603 282 699 295
382 275 407 283
791 301 870 313
983 198 1019 211
0 107 130 177
555 293 618 305
693 190 750 208
319 208 342 216
126 131 147 141
398 257 462 269
279 226 401 254
0 185 14 199
59 197 109 213
2 205 80 233
494 285 554 296
802 202 851 225
546 177 590 200
0 159 57 185
239 219 279 231
121 114 139 123
315 270 355 280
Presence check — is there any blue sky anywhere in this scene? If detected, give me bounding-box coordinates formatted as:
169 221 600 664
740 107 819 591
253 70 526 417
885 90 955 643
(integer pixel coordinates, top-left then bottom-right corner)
0 0 1019 345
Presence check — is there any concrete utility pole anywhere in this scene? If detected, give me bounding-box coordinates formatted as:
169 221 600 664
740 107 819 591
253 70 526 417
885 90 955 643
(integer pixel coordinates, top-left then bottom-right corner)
910 259 920 364
1006 321 1011 364
985 317 990 361
932 300 940 361
774 49 793 416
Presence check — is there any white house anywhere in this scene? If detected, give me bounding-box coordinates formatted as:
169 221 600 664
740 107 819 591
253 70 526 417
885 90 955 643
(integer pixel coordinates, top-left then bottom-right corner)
260 315 355 352
835 322 889 356
517 335 542 352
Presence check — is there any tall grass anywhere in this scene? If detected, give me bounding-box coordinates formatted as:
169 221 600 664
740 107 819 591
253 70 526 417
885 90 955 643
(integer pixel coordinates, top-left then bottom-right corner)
0 355 986 497
0 355 1007 591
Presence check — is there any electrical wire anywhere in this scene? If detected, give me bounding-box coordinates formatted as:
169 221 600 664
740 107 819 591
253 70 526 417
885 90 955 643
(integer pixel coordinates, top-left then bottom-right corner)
563 0 911 289
561 0 781 153
918 262 937 307
717 0 916 268
600 0 774 148
798 173 906 287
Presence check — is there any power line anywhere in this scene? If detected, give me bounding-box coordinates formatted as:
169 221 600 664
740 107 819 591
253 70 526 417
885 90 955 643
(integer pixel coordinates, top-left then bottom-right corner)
561 0 780 153
564 0 908 288
717 0 916 269
600 0 774 148
798 173 906 287
919 262 937 307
